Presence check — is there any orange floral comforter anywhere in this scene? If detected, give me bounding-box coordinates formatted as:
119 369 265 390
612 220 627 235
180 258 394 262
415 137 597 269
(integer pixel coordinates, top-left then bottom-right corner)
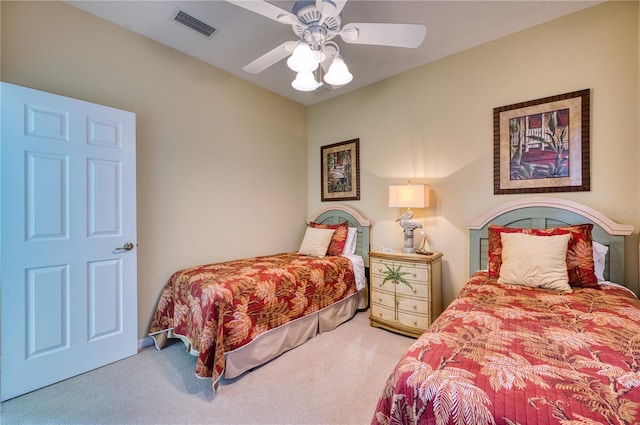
148 253 356 386
372 271 640 425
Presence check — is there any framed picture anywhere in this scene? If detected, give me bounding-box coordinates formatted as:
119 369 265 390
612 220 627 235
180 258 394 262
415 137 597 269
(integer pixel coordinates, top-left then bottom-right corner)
494 89 590 195
321 138 360 201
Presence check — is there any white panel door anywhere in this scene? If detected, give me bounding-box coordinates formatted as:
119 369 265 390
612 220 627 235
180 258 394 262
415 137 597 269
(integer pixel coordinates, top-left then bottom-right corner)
0 82 137 401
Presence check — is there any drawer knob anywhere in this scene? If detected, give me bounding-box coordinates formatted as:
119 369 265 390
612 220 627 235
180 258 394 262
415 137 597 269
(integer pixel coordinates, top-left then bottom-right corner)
379 312 383 317
412 287 417 293
412 304 417 310
411 273 417 278
378 297 382 302
413 320 418 326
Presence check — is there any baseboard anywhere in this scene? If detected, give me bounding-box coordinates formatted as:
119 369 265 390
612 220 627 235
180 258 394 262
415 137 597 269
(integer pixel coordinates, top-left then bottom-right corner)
138 336 154 351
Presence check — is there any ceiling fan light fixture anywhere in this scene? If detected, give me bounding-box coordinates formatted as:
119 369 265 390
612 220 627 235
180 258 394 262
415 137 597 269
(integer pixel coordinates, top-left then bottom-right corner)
323 54 353 86
287 41 318 72
292 71 320 91
226 0 428 96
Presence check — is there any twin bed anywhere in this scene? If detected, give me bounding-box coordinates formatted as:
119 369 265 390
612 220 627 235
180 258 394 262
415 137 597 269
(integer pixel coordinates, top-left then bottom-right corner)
148 204 370 390
149 198 640 424
372 197 640 425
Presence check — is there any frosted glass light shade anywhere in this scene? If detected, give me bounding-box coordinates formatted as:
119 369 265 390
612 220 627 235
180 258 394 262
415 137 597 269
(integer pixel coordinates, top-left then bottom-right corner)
292 71 320 91
287 41 318 72
389 184 429 208
324 55 353 86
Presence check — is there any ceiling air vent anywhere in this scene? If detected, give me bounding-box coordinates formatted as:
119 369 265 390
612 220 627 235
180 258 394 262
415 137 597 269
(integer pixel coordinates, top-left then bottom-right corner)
172 9 216 38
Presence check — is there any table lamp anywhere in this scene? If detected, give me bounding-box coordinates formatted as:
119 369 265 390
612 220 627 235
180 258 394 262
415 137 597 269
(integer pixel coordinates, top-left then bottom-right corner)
389 183 429 253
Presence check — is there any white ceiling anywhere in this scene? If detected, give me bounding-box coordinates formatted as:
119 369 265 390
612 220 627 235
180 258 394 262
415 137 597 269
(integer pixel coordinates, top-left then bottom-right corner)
67 0 602 106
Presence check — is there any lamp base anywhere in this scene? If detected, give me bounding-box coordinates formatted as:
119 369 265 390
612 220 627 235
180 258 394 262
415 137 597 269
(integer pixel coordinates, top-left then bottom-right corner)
402 227 416 253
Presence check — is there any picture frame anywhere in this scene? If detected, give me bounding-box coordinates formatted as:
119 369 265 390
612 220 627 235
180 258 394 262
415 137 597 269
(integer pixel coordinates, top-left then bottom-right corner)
321 138 360 201
493 89 590 195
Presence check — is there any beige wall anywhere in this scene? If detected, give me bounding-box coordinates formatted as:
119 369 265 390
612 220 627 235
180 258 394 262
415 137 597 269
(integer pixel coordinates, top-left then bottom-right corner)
308 1 640 306
1 1 308 339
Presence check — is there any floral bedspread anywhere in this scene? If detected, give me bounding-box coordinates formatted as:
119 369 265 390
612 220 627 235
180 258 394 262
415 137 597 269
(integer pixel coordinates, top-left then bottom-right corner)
372 271 640 425
148 253 356 386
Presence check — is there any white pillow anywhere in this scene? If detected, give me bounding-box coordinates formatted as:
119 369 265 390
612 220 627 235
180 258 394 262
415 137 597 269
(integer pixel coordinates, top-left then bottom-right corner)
298 227 335 257
592 241 608 282
498 233 572 292
342 227 358 255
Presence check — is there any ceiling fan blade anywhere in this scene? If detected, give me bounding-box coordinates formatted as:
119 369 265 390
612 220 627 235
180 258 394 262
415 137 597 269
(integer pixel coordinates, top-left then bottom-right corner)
316 0 347 18
340 23 426 48
224 0 298 25
243 41 297 73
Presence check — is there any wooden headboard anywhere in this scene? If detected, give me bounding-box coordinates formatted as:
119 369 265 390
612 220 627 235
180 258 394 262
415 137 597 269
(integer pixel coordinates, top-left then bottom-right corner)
468 198 633 284
308 204 371 265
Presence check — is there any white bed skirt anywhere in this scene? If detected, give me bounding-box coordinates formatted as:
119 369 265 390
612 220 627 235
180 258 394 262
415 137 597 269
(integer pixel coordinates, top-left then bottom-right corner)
223 287 367 380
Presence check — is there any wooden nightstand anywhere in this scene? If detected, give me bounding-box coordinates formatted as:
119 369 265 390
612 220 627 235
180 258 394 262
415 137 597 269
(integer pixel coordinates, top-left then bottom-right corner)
369 250 443 338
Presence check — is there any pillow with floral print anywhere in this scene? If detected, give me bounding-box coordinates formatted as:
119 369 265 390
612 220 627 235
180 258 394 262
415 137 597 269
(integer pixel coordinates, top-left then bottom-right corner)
487 223 598 289
310 221 349 256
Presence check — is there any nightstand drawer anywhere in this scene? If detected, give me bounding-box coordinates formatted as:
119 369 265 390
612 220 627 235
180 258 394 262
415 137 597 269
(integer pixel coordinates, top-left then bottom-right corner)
371 291 394 309
397 311 429 330
372 281 430 303
370 303 394 322
371 258 430 283
371 293 429 315
398 296 428 315
395 281 428 298
370 304 429 331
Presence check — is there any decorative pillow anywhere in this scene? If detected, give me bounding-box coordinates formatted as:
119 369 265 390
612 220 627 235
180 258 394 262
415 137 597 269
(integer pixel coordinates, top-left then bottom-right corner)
298 227 335 257
561 224 599 289
488 224 598 288
488 225 525 277
498 233 572 292
342 227 358 255
592 241 608 282
310 221 349 256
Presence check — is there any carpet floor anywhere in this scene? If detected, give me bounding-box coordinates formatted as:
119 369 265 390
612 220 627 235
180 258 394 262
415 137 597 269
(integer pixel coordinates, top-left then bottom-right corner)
0 311 414 425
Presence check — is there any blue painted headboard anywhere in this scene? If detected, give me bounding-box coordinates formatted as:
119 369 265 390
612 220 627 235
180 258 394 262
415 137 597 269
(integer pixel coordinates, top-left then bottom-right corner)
307 204 371 265
468 197 633 286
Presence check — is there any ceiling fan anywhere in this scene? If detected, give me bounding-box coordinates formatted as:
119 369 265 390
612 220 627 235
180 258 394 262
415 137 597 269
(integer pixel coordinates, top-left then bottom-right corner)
224 0 427 91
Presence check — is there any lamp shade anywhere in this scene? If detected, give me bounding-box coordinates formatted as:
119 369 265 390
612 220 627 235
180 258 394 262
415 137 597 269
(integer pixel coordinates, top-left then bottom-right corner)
323 54 353 86
287 41 319 73
291 71 320 91
389 184 429 208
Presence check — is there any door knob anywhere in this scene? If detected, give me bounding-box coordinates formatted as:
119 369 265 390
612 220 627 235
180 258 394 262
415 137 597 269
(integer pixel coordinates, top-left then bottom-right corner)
115 242 134 251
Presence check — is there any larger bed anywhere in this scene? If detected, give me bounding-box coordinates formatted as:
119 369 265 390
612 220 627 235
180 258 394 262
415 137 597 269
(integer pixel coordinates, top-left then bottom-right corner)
372 197 640 425
149 204 370 391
